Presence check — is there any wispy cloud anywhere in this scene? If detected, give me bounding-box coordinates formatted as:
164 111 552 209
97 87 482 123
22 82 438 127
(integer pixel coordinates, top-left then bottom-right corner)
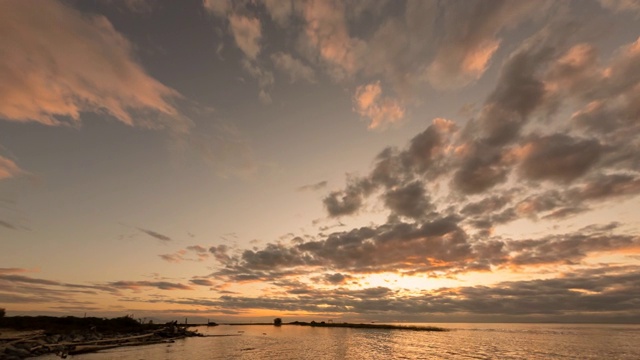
297 180 328 192
137 228 172 242
107 280 193 291
271 52 316 83
0 268 32 275
159 245 210 263
189 278 216 287
0 156 23 180
0 219 18 230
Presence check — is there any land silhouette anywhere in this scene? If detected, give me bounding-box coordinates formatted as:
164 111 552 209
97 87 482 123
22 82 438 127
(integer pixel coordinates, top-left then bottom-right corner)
1 314 447 358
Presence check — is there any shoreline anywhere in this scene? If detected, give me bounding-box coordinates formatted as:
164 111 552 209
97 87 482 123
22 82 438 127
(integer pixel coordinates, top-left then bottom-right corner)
290 321 448 331
0 316 205 359
224 321 448 331
1 317 447 359
0 326 201 359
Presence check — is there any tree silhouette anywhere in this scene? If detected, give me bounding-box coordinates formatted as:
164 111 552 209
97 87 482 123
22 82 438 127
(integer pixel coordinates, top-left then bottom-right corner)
0 308 5 318
273 317 282 326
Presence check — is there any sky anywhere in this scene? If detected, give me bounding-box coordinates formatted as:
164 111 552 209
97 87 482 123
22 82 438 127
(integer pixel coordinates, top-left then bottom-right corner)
1 0 640 324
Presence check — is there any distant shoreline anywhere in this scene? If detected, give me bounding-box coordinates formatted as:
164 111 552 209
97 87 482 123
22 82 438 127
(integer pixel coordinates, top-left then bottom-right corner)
224 321 448 331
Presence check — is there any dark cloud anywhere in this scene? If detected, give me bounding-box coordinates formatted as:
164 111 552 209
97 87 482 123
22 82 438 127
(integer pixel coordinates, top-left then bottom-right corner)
460 194 513 216
572 173 640 201
240 243 318 270
446 266 640 317
0 274 115 293
209 244 232 264
189 278 216 287
137 227 172 242
519 134 602 183
451 144 512 194
0 274 60 287
159 253 184 263
507 232 638 266
478 173 640 222
187 245 208 253
318 222 345 232
297 180 328 192
323 178 372 217
541 206 588 220
159 245 210 263
323 273 352 285
451 23 599 194
403 123 451 174
0 274 118 304
209 217 638 286
212 217 474 279
383 181 432 220
324 119 456 217
514 190 565 217
107 280 192 291
0 219 17 230
466 208 518 232
450 34 559 193
213 266 306 283
0 293 55 304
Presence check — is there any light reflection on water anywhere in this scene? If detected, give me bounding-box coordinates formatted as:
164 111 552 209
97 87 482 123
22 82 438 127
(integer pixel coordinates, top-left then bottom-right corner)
35 323 640 359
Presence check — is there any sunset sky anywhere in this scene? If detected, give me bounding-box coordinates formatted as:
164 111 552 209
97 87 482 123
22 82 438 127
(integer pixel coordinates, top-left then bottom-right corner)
1 0 640 323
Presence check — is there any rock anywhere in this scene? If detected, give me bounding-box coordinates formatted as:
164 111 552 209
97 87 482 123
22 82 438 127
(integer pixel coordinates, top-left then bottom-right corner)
46 334 62 343
5 344 31 357
3 354 23 360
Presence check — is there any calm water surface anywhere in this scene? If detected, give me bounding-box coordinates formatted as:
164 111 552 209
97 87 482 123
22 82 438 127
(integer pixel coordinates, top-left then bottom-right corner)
35 323 640 359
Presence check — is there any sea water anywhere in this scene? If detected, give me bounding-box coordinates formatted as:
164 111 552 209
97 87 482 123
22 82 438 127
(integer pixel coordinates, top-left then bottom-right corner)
33 323 640 359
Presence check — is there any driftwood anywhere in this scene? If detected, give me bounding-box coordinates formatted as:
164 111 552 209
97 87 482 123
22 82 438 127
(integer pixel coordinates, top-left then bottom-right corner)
68 338 177 355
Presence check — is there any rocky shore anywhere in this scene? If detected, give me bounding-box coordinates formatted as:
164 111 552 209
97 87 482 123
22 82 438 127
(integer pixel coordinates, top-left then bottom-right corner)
0 316 202 359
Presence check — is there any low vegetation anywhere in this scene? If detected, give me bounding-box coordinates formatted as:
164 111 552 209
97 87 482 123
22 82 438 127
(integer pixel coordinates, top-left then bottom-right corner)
289 321 448 332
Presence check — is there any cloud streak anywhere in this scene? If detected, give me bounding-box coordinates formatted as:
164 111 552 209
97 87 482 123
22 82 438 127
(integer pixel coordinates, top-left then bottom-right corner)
137 228 172 242
297 180 328 192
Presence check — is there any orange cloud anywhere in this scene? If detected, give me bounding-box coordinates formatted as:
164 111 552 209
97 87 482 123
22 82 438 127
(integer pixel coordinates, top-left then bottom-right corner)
427 39 501 90
353 82 405 129
303 0 363 79
599 0 640 14
203 0 231 17
228 14 262 60
463 40 501 75
0 0 183 130
0 156 23 180
0 267 32 275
